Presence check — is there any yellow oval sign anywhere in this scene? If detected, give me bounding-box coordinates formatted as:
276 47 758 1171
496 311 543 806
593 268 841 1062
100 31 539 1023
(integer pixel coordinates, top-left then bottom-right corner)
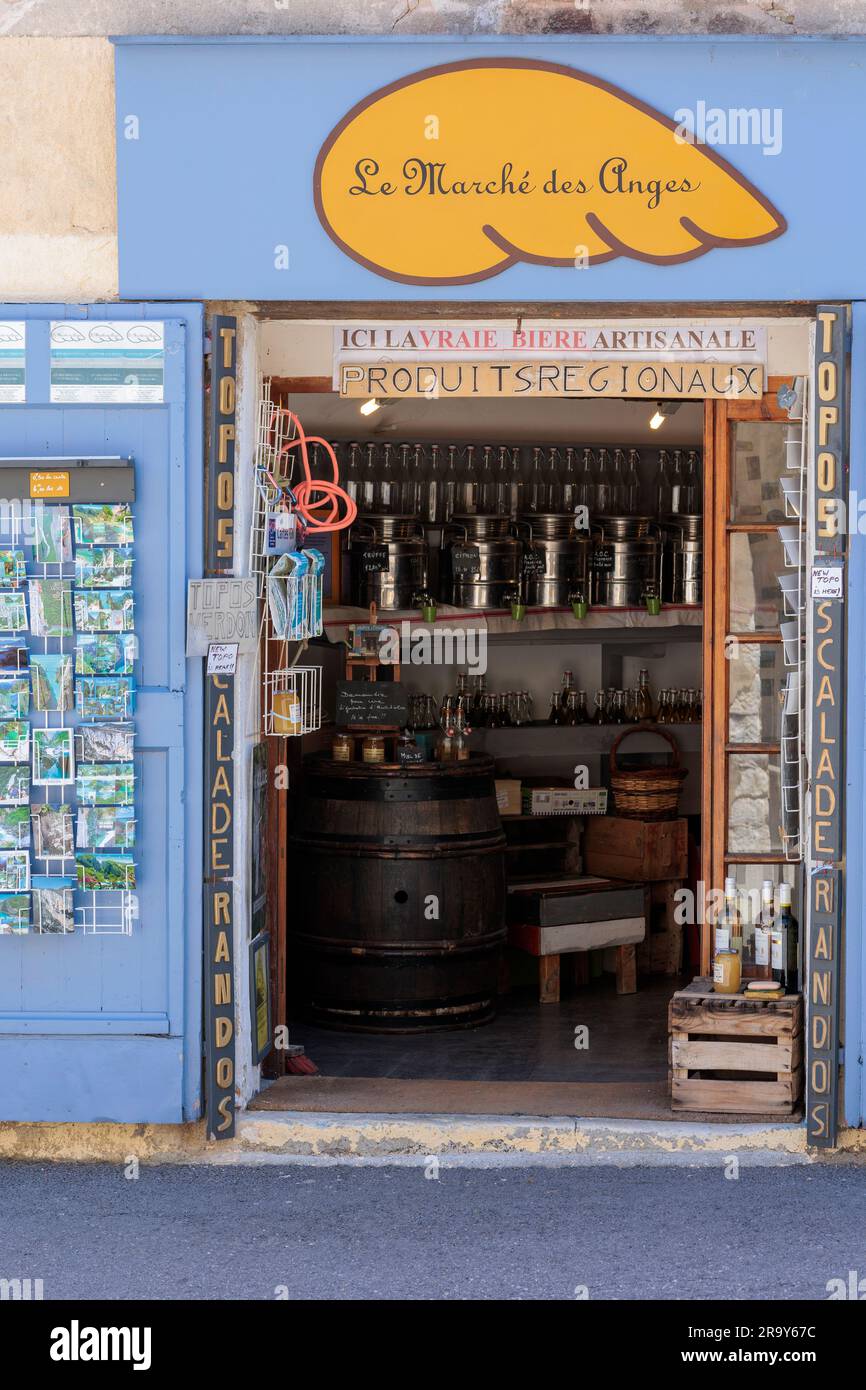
314 59 786 285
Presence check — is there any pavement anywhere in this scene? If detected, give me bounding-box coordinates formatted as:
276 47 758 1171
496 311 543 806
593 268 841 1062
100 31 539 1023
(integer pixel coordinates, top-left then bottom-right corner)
2 1159 865 1300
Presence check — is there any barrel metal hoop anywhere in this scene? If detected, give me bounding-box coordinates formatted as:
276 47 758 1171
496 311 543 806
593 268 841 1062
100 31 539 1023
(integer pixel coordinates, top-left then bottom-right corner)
301 776 493 802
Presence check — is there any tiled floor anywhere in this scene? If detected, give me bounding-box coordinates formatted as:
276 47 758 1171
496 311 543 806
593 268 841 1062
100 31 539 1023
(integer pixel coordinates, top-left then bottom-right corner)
287 975 679 1084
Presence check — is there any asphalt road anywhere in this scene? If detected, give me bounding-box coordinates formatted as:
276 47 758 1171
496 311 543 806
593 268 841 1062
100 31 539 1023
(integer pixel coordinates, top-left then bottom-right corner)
1 1160 865 1301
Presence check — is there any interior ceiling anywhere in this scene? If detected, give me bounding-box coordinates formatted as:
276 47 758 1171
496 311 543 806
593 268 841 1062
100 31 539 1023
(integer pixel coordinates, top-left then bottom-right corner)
287 394 704 447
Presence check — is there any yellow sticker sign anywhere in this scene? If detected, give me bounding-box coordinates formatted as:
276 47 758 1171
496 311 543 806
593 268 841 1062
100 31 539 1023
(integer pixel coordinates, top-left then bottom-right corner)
314 59 786 285
29 471 70 499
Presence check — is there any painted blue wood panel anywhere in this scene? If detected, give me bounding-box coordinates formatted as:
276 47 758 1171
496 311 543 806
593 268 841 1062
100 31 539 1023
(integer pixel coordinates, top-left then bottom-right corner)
0 303 203 1123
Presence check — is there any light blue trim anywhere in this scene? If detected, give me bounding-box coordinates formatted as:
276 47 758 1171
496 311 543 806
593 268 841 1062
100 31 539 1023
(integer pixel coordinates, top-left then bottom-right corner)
845 300 866 1128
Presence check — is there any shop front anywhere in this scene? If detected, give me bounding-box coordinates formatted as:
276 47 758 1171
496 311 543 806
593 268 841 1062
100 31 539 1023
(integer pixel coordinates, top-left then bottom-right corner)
21 32 857 1143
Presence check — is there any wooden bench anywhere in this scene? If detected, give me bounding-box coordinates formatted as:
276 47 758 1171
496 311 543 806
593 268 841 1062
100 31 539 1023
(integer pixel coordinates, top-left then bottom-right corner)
507 876 646 1002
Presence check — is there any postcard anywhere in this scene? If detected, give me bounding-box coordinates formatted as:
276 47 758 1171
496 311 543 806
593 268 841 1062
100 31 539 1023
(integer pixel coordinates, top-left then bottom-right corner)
32 876 74 934
31 803 73 858
0 892 30 934
74 589 134 633
76 804 135 851
76 723 134 764
0 550 26 587
0 642 28 675
0 849 29 891
0 764 29 804
31 653 74 712
0 805 29 849
32 726 74 785
75 633 136 676
73 503 134 548
76 761 134 806
75 546 133 590
76 852 135 891
0 677 29 718
0 591 27 632
34 505 73 565
29 579 73 637
0 720 28 763
75 676 135 721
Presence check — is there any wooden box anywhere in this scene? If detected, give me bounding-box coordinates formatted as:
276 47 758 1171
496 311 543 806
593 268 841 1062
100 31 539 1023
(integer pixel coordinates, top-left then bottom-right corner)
583 815 688 881
669 979 803 1116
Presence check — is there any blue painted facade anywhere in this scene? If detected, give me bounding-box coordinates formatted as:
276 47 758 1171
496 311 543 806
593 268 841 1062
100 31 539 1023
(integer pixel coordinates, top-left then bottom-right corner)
0 304 204 1123
5 35 860 1129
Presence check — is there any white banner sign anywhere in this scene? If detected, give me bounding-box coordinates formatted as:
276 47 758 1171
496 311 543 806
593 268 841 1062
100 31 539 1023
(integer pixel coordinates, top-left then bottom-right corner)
332 321 767 387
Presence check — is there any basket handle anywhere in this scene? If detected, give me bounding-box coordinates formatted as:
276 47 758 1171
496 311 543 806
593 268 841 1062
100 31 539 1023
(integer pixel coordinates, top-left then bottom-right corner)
609 722 681 775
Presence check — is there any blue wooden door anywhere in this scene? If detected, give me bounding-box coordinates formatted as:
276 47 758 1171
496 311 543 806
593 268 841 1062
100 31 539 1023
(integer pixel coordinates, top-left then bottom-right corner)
0 304 203 1122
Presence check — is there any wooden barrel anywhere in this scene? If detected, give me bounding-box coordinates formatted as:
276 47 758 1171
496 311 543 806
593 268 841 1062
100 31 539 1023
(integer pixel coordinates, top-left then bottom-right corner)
288 752 506 1031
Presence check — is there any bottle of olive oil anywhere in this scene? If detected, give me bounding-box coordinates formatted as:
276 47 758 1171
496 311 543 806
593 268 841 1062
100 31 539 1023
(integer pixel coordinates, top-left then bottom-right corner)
773 883 799 993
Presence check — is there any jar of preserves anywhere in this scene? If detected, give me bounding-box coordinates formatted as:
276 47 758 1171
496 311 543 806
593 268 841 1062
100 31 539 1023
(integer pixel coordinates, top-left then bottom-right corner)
361 734 386 764
713 949 742 995
331 733 353 762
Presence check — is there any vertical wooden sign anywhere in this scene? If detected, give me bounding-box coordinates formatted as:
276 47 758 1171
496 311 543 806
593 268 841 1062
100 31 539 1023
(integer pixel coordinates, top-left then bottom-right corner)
204 316 238 1140
806 305 847 1148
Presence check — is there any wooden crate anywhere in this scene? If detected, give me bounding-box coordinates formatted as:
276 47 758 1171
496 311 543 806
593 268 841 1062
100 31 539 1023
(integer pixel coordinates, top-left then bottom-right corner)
669 978 803 1116
583 816 688 881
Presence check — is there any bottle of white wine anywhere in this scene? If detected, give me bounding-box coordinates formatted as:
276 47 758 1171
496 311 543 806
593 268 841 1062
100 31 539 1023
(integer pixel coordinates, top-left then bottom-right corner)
754 879 775 977
714 877 740 958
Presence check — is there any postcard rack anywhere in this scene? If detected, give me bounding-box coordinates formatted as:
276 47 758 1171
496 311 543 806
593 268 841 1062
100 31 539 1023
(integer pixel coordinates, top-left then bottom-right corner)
0 457 139 937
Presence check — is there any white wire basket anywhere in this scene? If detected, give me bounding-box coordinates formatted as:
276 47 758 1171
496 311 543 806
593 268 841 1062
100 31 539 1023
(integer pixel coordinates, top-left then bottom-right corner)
77 891 137 936
263 665 322 737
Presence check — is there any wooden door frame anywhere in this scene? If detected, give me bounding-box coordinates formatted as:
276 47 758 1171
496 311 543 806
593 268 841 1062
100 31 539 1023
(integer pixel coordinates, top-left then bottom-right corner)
700 376 792 973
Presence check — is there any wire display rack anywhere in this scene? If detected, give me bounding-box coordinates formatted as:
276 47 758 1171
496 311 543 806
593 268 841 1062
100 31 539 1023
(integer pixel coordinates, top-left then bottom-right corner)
777 381 808 863
251 379 324 738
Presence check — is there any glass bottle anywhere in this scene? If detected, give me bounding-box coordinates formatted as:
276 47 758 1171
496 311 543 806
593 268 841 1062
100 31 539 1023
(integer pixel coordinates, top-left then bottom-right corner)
396 442 413 514
495 446 512 517
774 882 799 993
425 442 443 524
576 448 594 517
507 446 524 518
655 449 672 517
478 445 497 514
460 444 478 515
669 449 685 514
754 879 775 976
528 447 547 512
575 690 589 724
635 667 654 721
611 449 627 514
560 669 574 708
443 444 461 521
682 450 701 514
544 448 563 512
565 691 581 726
373 442 396 513
547 691 564 726
593 447 613 514
344 441 365 511
714 876 741 958
592 689 606 725
624 449 641 516
560 447 578 514
657 689 669 724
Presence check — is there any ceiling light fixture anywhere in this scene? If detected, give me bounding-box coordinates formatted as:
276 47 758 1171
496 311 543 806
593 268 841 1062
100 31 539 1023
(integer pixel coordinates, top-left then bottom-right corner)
649 404 666 430
359 397 381 417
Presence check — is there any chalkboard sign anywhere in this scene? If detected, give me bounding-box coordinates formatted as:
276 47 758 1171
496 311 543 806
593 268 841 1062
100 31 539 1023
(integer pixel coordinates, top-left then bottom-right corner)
451 544 481 578
398 743 426 765
336 679 409 727
523 548 546 577
592 546 615 572
361 545 389 574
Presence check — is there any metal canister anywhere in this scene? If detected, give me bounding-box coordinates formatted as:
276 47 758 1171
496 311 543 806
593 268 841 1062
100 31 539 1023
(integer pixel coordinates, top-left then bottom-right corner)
660 513 703 606
349 514 428 611
515 513 591 608
443 515 522 609
591 516 661 608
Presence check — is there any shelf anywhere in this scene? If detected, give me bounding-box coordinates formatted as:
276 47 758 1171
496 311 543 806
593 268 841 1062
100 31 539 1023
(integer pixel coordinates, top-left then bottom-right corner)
474 723 703 754
323 603 702 647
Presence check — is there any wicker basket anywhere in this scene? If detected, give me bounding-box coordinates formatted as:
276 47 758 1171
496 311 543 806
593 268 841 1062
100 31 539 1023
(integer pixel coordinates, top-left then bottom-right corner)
609 723 687 821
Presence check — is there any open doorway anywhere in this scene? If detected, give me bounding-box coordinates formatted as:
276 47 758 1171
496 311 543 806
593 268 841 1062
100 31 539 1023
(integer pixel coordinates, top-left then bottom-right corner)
250 317 806 1124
